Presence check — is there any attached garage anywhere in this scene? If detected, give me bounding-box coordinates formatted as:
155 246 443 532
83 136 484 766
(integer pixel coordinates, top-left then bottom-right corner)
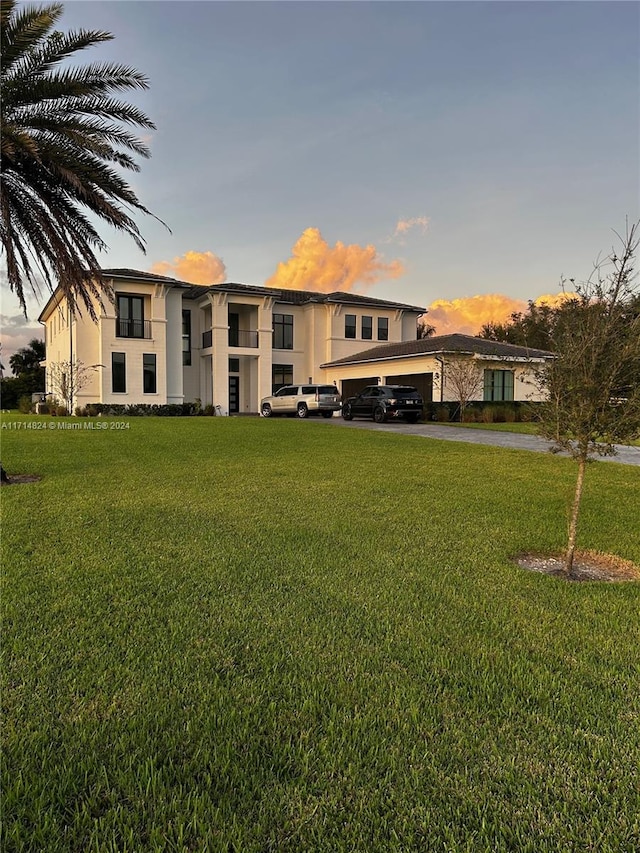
341 377 379 400
385 372 433 403
322 334 553 405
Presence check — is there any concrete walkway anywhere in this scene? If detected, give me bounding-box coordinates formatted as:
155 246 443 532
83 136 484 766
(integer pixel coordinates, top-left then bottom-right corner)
324 418 640 466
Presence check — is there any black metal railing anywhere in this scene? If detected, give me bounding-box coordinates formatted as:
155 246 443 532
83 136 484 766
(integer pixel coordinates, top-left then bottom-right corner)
116 318 151 339
202 329 213 349
229 329 258 348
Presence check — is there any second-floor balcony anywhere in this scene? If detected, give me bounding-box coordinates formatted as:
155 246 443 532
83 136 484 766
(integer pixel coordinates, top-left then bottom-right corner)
229 329 258 348
116 318 151 339
201 328 259 350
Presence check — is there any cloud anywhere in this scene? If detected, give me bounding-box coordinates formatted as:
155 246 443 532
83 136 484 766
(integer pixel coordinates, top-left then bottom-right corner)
390 216 430 241
533 291 576 309
426 291 579 336
426 294 528 336
0 314 44 362
266 227 405 293
150 251 226 285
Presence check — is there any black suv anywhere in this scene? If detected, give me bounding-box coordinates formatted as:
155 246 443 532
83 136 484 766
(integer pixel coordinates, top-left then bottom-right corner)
342 385 423 423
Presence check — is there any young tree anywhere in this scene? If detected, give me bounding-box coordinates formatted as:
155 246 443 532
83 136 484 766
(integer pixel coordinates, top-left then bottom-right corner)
536 222 640 576
1 0 165 318
47 358 101 413
444 356 483 422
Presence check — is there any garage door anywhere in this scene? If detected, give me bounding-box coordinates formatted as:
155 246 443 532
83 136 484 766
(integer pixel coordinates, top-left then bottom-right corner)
385 372 433 403
340 377 379 400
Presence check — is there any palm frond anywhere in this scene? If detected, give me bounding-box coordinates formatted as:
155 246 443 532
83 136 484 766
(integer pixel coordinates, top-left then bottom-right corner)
0 0 167 315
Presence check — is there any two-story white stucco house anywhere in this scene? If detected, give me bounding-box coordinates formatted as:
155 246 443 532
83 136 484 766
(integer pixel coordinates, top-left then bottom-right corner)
38 269 426 413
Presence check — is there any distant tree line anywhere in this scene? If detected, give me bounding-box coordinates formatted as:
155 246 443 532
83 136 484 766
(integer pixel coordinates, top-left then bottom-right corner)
0 339 45 409
479 293 640 395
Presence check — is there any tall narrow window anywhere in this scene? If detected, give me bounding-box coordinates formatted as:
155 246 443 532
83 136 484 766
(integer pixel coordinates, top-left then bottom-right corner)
112 352 126 393
483 369 514 402
362 316 373 340
273 314 293 349
116 295 145 338
272 364 293 392
143 354 157 394
378 317 389 341
345 314 356 339
182 310 191 365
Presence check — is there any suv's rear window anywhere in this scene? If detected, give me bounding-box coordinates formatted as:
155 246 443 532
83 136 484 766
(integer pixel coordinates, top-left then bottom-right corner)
392 388 420 399
318 386 338 395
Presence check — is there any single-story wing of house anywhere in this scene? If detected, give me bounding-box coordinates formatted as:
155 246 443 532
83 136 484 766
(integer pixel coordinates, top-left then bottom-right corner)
321 333 555 407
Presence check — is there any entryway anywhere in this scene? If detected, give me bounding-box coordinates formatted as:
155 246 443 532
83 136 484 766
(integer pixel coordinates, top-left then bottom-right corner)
229 376 239 414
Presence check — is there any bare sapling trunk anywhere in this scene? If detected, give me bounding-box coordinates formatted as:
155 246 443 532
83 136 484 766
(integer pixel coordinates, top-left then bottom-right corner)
566 455 587 576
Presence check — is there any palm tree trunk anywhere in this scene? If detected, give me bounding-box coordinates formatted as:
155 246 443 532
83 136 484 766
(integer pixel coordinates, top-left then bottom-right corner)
566 456 587 576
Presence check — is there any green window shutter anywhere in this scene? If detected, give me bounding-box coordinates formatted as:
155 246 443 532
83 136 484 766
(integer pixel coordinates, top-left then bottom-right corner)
483 370 493 402
504 370 514 401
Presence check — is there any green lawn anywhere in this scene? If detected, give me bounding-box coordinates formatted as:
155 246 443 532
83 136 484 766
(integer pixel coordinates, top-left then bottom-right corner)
2 415 639 853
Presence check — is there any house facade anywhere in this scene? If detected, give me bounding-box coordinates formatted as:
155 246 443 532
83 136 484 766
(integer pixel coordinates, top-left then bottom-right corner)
39 269 426 413
322 334 554 406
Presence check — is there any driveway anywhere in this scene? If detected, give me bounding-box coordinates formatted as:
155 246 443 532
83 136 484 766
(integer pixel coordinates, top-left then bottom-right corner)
324 418 640 466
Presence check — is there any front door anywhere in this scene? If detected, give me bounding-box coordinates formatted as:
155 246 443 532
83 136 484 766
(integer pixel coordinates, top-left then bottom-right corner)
229 376 239 413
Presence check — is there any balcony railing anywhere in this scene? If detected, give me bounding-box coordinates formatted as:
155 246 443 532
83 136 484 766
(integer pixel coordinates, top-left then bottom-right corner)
229 329 258 348
116 318 151 339
201 328 258 349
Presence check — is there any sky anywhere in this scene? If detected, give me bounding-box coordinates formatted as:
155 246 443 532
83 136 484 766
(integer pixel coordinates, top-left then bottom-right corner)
1 0 639 361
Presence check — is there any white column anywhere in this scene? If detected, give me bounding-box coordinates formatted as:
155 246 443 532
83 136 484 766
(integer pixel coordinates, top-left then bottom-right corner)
165 289 184 404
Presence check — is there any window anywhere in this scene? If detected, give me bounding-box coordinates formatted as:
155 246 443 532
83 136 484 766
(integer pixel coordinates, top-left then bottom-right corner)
182 310 191 365
345 314 356 339
362 316 373 340
378 317 389 341
143 354 157 394
272 364 293 392
228 358 240 373
484 369 514 402
117 295 146 338
112 352 126 393
273 314 293 349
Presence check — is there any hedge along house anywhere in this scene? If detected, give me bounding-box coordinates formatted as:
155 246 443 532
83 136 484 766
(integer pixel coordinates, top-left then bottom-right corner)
321 334 555 410
38 269 426 413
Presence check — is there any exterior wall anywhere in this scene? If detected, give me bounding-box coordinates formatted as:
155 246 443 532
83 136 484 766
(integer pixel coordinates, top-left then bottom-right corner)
325 305 414 366
42 295 102 408
99 281 171 405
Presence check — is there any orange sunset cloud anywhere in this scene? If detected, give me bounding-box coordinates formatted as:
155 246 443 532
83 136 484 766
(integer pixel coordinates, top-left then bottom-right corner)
426 291 577 336
150 251 227 285
266 227 405 293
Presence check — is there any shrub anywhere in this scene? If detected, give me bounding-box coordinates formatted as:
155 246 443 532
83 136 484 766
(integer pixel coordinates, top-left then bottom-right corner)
18 396 33 414
435 405 450 422
481 407 494 423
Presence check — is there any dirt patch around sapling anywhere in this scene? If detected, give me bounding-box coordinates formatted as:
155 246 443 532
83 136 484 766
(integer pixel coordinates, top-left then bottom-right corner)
516 550 639 582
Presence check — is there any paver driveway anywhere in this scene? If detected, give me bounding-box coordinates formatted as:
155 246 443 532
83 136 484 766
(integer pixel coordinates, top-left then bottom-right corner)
324 418 640 466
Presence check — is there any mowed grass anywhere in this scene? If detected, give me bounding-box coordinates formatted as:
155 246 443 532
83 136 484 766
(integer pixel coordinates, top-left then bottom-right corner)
2 416 639 853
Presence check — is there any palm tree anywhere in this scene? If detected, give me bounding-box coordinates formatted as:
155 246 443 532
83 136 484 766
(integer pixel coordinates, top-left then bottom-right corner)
1 0 163 318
